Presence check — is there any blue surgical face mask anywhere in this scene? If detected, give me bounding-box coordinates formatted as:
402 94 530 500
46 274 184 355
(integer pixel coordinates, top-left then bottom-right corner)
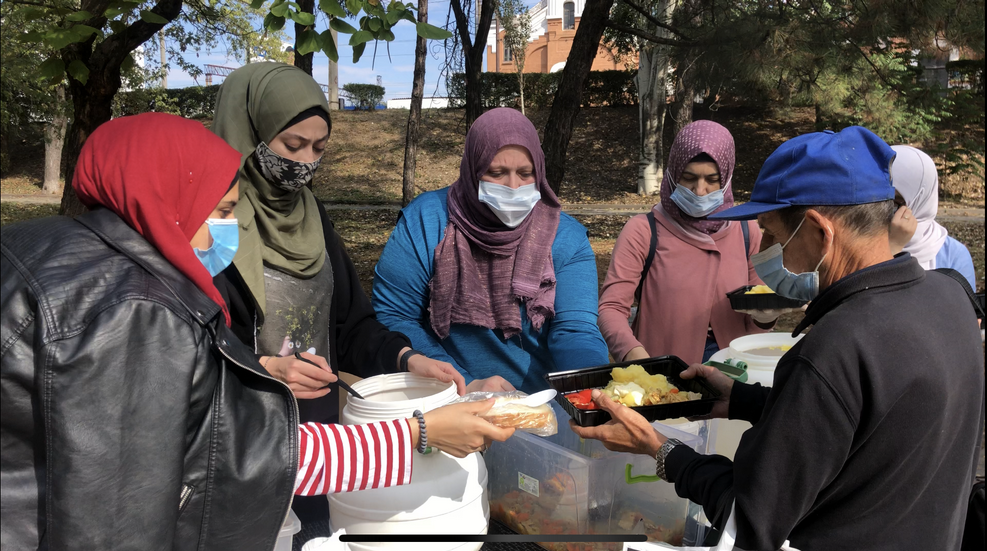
750 216 827 301
194 218 239 277
478 181 541 228
670 184 725 218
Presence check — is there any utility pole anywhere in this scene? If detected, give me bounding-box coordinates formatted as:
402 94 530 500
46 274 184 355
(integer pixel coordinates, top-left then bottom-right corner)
159 33 167 88
327 28 339 109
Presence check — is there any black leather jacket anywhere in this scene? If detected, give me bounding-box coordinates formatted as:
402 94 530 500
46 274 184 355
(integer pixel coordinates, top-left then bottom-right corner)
1 209 299 550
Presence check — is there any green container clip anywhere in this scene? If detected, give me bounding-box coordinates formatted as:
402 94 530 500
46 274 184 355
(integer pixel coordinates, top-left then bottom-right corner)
702 358 749 383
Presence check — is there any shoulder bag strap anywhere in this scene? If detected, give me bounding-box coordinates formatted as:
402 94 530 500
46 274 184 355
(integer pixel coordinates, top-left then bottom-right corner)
933 268 985 318
635 211 658 302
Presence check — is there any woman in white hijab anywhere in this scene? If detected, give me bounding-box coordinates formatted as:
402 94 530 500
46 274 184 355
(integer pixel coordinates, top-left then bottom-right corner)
889 145 977 289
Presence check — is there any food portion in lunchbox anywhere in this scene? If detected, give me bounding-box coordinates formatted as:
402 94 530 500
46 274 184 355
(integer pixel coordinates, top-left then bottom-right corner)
564 364 702 410
744 284 775 294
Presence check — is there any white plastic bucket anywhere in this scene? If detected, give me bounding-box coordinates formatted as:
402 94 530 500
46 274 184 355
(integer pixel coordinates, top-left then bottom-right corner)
726 332 804 385
275 509 301 551
328 373 487 551
707 332 804 459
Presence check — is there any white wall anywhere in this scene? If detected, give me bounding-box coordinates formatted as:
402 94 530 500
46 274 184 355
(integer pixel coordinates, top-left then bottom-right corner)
386 97 451 109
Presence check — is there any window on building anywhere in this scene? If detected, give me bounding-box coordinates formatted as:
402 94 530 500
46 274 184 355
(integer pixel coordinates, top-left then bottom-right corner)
563 2 575 30
504 42 513 62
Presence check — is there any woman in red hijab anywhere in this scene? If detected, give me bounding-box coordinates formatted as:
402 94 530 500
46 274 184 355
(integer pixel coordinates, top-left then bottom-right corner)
0 113 512 550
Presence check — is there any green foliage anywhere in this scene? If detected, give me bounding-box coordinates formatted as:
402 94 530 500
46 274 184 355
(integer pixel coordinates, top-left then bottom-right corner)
113 85 220 119
342 83 385 110
448 71 637 109
600 0 985 180
1 1 71 169
8 1 290 86
261 0 451 62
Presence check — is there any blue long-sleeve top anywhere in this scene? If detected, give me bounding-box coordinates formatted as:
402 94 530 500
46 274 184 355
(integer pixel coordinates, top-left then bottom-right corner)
935 235 977 289
372 188 610 392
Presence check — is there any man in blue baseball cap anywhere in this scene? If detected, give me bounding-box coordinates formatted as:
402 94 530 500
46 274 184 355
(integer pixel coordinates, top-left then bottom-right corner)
573 126 984 549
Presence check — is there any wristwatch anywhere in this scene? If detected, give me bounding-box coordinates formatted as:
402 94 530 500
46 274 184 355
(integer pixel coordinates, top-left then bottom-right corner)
655 438 684 481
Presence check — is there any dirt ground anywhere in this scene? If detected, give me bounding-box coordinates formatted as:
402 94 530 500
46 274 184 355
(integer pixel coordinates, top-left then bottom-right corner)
4 106 984 207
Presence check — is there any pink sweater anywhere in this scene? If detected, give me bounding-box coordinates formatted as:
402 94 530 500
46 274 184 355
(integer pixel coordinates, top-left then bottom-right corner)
598 207 767 365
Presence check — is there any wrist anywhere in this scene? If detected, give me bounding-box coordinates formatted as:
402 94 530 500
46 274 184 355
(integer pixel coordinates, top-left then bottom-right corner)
411 409 428 454
655 438 684 482
647 429 667 457
406 418 419 448
400 348 424 372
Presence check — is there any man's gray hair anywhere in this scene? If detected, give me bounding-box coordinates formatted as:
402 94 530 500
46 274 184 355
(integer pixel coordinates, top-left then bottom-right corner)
778 200 896 237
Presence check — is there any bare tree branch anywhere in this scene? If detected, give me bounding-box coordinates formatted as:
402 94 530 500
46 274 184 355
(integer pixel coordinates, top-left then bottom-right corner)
617 0 690 39
92 0 183 69
449 0 473 50
606 18 694 47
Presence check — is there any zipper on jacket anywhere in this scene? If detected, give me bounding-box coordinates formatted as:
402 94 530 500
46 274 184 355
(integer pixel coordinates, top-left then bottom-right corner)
215 342 299 516
179 484 194 513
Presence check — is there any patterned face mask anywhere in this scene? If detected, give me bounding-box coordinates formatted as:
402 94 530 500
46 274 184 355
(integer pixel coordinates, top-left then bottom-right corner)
254 141 322 191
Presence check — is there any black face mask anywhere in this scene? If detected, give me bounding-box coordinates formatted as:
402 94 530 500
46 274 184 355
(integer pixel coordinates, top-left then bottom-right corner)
254 141 322 191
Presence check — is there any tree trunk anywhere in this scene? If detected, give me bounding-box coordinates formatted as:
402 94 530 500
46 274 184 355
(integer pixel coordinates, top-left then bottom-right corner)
542 0 617 195
59 0 183 216
293 0 315 75
451 0 495 129
60 81 118 216
671 53 696 135
402 0 429 206
43 86 68 195
636 45 667 196
518 70 525 115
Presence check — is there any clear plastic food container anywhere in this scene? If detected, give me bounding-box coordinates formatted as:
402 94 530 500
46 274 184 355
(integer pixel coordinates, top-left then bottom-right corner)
484 403 710 550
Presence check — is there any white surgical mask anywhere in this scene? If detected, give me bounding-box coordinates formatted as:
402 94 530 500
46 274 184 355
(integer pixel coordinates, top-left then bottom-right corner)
750 216 827 301
670 184 725 218
477 181 541 228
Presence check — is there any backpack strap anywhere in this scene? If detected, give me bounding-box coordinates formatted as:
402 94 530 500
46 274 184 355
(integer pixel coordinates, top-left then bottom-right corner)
635 215 751 302
933 268 985 318
635 211 658 302
741 220 751 260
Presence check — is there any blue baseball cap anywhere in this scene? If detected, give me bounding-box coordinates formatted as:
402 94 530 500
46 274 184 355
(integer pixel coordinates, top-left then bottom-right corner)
709 126 896 220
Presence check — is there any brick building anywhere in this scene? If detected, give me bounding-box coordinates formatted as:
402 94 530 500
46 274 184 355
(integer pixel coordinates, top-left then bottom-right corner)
486 0 634 74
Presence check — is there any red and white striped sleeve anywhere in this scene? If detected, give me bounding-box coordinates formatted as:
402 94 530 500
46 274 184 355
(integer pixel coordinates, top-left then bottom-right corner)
294 419 414 495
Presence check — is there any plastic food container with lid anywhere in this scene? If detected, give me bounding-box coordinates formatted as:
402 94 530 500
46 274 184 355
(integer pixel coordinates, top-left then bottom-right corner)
484 402 710 550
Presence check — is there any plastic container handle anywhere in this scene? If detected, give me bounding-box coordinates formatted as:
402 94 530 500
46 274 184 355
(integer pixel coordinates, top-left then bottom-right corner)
625 462 660 484
703 360 749 383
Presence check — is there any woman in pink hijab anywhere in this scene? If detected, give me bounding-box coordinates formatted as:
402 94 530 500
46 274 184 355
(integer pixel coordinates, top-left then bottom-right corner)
372 108 609 393
598 121 776 365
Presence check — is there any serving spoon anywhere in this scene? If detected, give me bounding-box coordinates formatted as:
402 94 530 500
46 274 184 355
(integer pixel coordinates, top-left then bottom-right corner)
514 389 557 408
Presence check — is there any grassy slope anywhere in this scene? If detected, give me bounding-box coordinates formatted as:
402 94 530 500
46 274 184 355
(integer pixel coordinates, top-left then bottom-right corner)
5 107 984 205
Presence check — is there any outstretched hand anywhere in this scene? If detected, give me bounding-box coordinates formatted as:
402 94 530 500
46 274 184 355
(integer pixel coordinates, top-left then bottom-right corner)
405 353 467 395
678 363 733 419
422 399 516 458
465 375 515 394
568 390 666 457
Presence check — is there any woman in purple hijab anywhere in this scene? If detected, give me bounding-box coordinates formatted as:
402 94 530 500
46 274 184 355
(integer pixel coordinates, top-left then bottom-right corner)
597 121 781 366
372 108 609 393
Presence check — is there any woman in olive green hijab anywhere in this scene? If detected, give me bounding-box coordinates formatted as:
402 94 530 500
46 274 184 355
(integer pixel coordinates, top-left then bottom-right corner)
211 64 466 534
212 62 465 408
